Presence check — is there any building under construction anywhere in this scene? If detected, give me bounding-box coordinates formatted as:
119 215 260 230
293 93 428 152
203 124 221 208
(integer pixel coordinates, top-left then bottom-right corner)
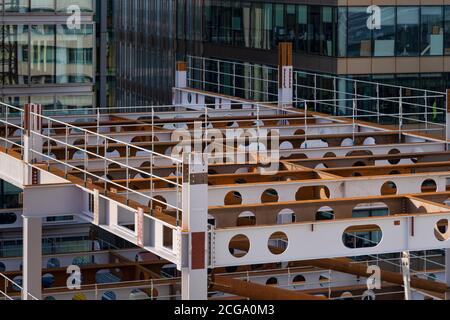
0 44 450 300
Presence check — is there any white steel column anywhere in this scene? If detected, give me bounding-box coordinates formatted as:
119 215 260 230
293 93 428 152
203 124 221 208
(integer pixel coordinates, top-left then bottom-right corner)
278 42 293 110
175 61 187 88
181 153 208 300
22 216 42 300
23 103 43 185
174 61 188 108
22 103 43 300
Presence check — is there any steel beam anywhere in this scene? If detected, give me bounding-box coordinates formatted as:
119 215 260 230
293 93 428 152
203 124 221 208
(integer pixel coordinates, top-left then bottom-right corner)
210 275 326 300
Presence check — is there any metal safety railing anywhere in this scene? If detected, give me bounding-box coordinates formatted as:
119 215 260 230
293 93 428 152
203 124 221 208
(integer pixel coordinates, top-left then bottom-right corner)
0 102 184 227
346 233 445 281
0 273 38 300
0 102 25 157
187 55 448 139
188 55 279 102
41 277 181 301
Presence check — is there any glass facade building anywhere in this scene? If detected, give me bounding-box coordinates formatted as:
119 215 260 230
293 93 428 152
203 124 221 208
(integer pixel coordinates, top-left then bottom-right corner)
113 0 203 106
1 0 94 12
204 3 450 58
0 0 98 236
201 1 450 93
95 0 115 108
0 0 96 111
0 1 127 257
0 24 94 85
113 1 450 105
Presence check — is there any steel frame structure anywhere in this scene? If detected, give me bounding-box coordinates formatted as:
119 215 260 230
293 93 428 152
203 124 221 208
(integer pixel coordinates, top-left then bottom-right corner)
0 44 450 300
1 247 441 301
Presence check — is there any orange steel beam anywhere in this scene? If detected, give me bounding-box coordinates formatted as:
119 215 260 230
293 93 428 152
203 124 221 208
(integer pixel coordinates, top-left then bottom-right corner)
102 162 450 191
228 241 448 294
32 113 316 133
210 275 327 300
291 258 448 294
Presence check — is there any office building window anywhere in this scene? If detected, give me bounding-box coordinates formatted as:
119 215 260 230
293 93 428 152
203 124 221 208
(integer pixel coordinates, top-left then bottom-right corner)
307 6 321 54
0 180 21 209
295 5 308 52
0 25 29 85
249 3 273 50
31 0 55 12
1 23 94 86
286 5 296 44
2 0 94 13
397 7 420 56
2 94 93 112
56 24 94 84
337 7 347 57
4 0 29 12
264 3 273 50
30 24 55 84
56 0 94 13
273 4 285 46
250 3 261 49
445 7 450 55
219 1 232 45
373 7 395 57
56 95 94 111
1 96 28 109
322 7 336 56
202 3 450 59
178 0 187 40
348 7 371 57
31 95 55 109
231 2 250 47
231 2 244 46
421 7 443 56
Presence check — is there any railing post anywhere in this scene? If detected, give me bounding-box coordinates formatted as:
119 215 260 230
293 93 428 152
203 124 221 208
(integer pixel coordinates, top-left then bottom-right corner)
278 42 293 111
181 152 208 300
233 62 236 97
352 99 356 142
202 57 206 91
354 80 358 116
446 89 450 148
333 77 337 116
314 74 318 112
424 90 429 133
401 251 412 300
4 105 8 151
399 88 403 141
126 144 129 204
84 132 88 187
217 59 220 92
23 103 43 184
304 102 309 148
376 83 380 124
